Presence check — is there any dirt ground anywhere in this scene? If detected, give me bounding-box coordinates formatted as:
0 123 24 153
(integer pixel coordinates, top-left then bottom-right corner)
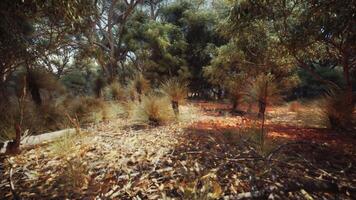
1 101 355 199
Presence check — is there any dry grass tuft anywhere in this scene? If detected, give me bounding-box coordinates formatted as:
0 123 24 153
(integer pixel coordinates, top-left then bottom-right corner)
179 172 222 200
288 101 302 112
160 78 187 104
103 82 126 101
295 101 328 128
127 74 150 101
131 94 175 126
160 78 188 115
65 97 110 124
49 132 79 157
57 158 90 190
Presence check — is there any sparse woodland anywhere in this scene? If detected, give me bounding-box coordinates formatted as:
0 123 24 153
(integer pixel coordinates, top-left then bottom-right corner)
0 0 355 199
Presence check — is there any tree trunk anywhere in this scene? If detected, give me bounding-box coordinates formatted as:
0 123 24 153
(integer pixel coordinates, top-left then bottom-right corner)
232 99 238 111
27 70 42 106
172 101 179 116
342 52 353 105
5 124 21 154
258 100 266 118
329 51 354 130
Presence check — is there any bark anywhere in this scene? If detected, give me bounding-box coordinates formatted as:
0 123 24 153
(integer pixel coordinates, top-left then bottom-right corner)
27 70 42 106
232 99 238 111
342 52 353 104
258 100 266 118
5 124 21 154
172 101 179 116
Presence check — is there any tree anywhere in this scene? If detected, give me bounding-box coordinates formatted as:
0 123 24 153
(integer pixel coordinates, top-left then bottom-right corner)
0 0 96 104
161 77 188 115
205 15 298 108
88 0 143 82
161 0 226 98
229 0 356 129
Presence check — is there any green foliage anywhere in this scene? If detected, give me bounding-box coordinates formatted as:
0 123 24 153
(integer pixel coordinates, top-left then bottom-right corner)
49 132 78 158
225 75 247 111
131 94 174 126
245 73 282 109
135 21 190 84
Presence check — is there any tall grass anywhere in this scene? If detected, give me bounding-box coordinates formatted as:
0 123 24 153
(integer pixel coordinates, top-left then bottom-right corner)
130 94 175 126
160 78 187 115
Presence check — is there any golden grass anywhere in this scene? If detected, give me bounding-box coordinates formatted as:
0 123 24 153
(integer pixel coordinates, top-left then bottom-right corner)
130 94 175 126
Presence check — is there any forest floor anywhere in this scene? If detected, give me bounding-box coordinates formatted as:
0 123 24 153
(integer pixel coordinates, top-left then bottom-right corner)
1 101 356 199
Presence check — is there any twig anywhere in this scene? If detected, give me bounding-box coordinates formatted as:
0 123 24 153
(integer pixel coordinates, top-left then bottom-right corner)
266 141 317 161
7 159 21 200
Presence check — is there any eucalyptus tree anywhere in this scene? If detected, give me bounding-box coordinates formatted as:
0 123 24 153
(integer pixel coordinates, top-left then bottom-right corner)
88 0 143 82
0 0 97 104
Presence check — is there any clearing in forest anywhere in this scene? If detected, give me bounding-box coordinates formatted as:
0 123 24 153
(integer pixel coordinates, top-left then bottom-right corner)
1 102 355 199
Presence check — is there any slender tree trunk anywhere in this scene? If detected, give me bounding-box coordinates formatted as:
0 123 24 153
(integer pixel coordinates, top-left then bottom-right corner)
342 52 353 104
260 81 268 151
0 81 8 103
172 101 179 116
27 69 42 106
258 100 266 118
232 99 238 111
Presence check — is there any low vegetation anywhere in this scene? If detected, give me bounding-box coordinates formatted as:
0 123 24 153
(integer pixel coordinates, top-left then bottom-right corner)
0 0 355 199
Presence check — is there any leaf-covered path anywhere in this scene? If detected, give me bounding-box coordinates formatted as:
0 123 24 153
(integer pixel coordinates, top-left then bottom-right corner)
1 102 355 199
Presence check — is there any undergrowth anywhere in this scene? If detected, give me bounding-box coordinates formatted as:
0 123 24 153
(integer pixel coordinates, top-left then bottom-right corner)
130 94 175 126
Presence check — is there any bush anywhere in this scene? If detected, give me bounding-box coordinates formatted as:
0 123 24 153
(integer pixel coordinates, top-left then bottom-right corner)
160 78 187 115
322 88 354 130
103 82 126 101
0 101 17 142
245 73 282 117
65 96 110 124
131 94 174 126
226 79 245 111
127 74 150 101
49 132 78 157
0 98 68 140
57 158 90 191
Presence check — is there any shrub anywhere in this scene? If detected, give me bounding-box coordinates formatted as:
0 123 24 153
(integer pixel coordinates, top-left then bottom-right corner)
37 102 69 132
65 96 109 124
103 82 126 101
226 79 245 112
322 88 354 130
0 102 16 142
131 94 174 126
49 132 78 157
160 78 187 115
245 73 282 117
57 158 90 191
127 74 150 101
